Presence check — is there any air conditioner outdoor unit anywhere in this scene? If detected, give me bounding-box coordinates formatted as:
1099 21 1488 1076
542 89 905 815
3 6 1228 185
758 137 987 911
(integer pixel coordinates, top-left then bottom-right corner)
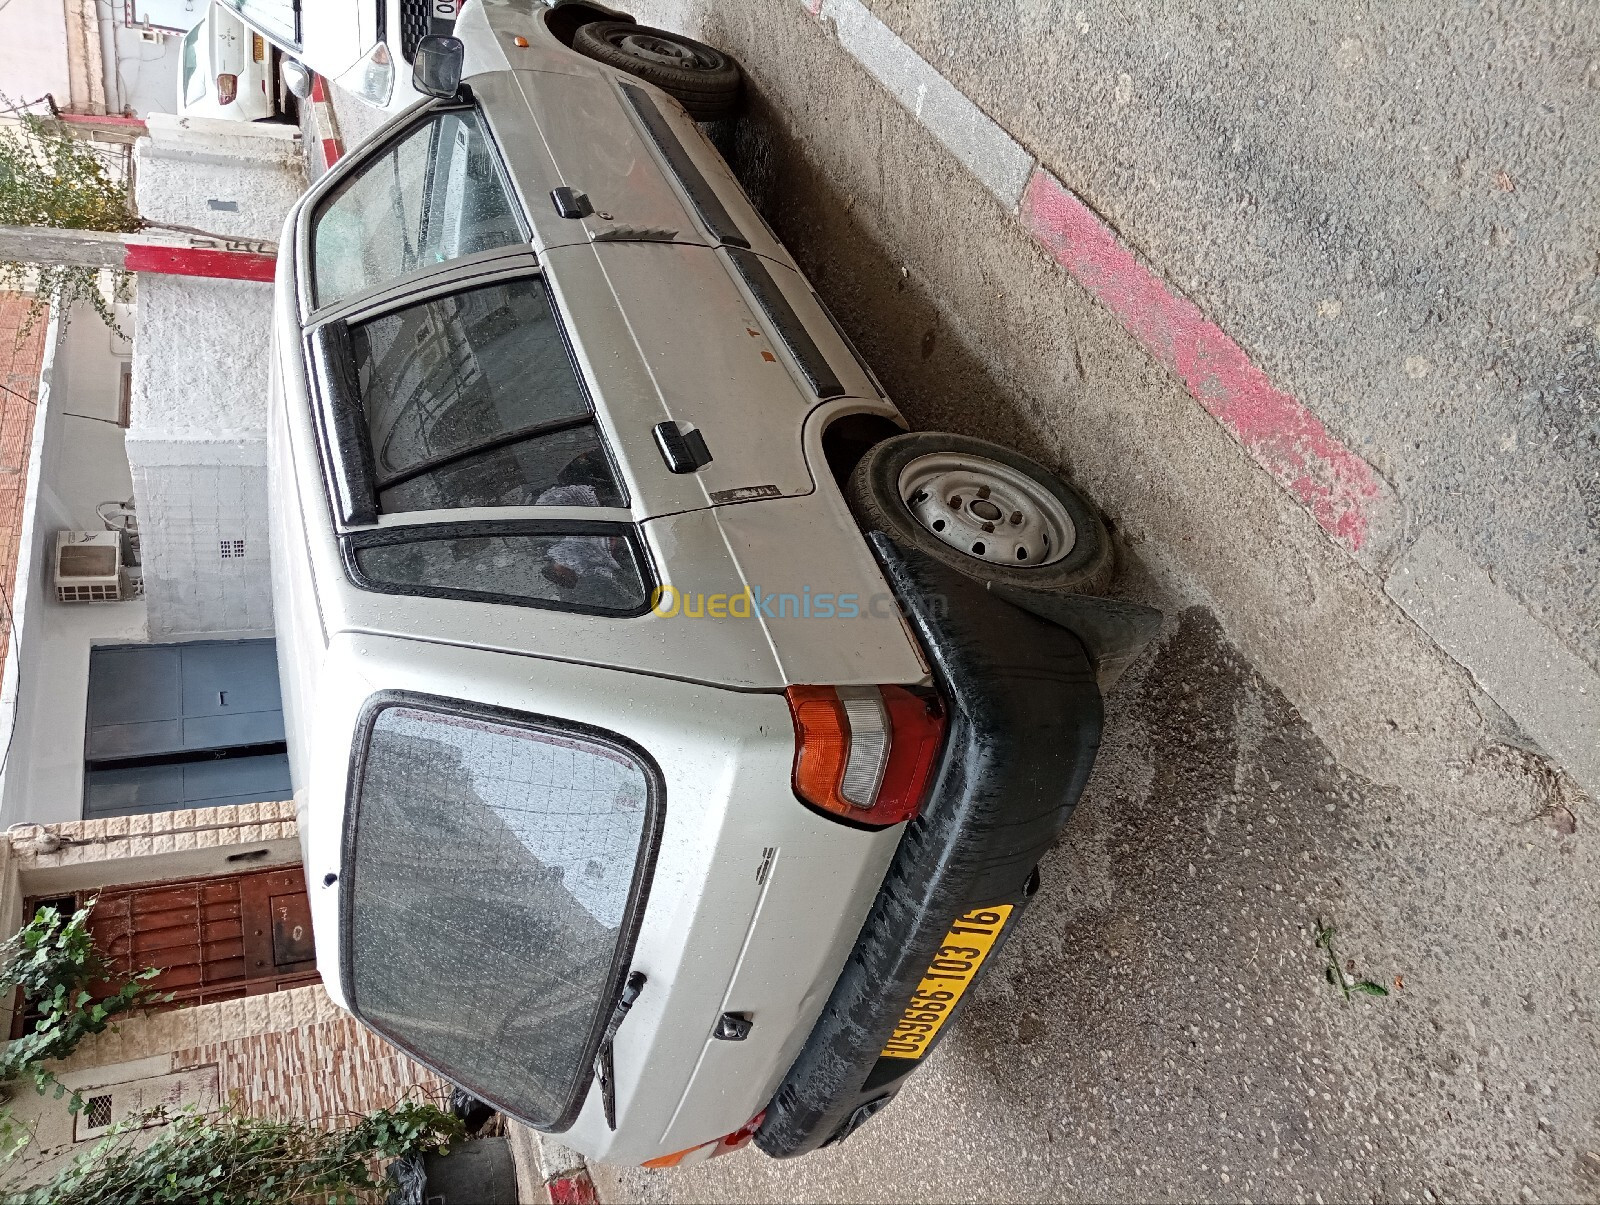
55 530 123 602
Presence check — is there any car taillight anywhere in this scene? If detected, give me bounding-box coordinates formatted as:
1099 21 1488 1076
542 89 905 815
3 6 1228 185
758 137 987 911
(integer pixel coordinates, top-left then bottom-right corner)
641 1112 765 1169
216 73 238 104
786 684 944 827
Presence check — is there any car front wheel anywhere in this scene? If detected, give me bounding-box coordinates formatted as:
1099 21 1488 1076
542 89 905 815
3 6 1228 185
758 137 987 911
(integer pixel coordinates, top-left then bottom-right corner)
572 21 742 120
847 431 1114 594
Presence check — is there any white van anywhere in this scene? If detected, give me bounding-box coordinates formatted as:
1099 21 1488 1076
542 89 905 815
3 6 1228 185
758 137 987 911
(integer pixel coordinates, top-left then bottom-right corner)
178 3 279 122
268 0 1156 1168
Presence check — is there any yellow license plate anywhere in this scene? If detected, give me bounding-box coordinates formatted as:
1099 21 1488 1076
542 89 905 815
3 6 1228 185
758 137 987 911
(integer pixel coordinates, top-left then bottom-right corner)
880 904 1013 1061
251 33 265 61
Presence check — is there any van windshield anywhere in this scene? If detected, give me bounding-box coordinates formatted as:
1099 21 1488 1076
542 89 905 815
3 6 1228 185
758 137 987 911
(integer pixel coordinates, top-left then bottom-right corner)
345 702 658 1128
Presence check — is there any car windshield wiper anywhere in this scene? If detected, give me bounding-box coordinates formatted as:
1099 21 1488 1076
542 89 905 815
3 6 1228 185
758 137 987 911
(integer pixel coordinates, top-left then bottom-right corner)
594 970 646 1131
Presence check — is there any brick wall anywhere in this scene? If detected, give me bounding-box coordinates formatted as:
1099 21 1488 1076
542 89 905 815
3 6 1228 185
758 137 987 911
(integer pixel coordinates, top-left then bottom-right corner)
0 293 49 665
5 801 451 1182
53 984 449 1127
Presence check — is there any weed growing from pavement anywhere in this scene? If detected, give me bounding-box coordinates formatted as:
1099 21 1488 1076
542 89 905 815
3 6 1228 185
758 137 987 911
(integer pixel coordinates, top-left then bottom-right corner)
1314 922 1390 1001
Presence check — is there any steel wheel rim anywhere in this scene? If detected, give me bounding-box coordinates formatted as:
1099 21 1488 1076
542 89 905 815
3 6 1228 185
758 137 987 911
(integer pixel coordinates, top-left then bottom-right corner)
897 452 1076 568
614 32 716 70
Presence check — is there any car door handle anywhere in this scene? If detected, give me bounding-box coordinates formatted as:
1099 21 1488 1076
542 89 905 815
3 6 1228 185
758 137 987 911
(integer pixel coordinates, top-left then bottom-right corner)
550 186 594 219
653 421 713 473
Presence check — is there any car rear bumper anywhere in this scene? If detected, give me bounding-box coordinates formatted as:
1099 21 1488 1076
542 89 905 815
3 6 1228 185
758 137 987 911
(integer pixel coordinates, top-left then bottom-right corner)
754 532 1104 1158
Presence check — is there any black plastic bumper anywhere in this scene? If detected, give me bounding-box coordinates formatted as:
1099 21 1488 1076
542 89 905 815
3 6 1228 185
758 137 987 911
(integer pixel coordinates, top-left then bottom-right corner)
753 532 1104 1158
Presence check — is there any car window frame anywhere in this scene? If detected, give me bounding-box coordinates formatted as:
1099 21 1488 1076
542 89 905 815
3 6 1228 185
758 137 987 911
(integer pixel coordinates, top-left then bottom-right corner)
298 98 531 324
305 263 628 525
339 518 657 618
294 94 662 620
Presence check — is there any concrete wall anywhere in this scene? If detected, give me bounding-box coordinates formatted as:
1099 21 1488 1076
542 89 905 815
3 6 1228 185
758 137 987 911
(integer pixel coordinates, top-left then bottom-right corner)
0 304 147 829
0 0 72 108
128 118 304 641
133 0 206 34
128 442 273 638
105 22 182 118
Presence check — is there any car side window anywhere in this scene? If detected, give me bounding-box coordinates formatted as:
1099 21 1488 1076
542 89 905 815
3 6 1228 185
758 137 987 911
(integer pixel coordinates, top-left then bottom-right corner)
180 26 204 105
348 276 625 513
346 524 653 617
312 108 522 309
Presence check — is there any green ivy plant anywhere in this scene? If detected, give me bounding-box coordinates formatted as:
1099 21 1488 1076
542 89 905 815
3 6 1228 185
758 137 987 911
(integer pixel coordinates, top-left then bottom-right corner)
0 901 170 1156
14 1101 465 1205
0 112 138 338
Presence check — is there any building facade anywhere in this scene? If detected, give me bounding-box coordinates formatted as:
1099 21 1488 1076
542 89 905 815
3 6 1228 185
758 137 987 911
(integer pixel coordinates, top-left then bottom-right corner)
0 114 458 1190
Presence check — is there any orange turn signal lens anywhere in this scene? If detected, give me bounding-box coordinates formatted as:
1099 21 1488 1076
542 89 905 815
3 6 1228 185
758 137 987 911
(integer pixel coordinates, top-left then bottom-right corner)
786 685 944 827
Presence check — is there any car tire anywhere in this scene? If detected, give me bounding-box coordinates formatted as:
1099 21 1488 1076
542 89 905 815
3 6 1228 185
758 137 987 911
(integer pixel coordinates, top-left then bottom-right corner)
847 431 1114 594
572 21 742 120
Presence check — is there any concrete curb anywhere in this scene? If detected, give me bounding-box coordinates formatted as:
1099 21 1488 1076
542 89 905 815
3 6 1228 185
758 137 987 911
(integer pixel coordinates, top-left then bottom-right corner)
807 0 1395 569
1386 528 1600 791
799 0 1600 795
507 1122 600 1204
307 76 345 174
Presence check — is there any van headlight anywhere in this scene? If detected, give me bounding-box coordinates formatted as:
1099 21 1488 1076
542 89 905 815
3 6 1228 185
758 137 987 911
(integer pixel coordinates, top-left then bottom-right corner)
338 42 394 107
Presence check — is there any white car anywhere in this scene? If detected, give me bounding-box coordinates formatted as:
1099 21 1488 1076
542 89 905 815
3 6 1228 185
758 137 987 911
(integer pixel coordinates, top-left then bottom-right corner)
177 3 278 121
217 0 464 112
269 0 1157 1169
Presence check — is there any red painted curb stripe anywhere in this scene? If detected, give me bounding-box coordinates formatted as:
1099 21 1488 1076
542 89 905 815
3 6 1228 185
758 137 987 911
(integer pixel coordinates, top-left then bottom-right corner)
321 135 343 167
309 74 328 104
547 1171 599 1205
1019 167 1385 554
59 113 147 131
124 243 277 282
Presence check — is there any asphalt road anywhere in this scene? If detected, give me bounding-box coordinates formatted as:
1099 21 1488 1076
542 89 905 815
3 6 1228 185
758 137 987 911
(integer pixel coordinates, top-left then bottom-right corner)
865 0 1600 679
581 2 1600 1201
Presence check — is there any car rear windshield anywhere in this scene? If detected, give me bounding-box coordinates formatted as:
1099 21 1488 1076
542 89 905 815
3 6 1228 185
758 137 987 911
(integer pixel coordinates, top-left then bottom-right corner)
345 701 659 1129
349 277 624 512
218 0 298 49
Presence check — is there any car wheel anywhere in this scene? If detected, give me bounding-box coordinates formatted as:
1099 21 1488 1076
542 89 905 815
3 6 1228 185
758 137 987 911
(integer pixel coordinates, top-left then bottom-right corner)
572 21 742 121
847 431 1114 594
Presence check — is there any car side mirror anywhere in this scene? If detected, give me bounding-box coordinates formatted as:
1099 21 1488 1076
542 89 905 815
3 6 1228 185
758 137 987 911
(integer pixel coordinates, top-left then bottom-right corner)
412 35 466 100
281 58 313 100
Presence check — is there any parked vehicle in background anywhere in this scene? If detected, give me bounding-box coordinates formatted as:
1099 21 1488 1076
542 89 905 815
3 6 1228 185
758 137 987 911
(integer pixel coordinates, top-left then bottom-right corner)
216 0 461 112
269 0 1158 1172
177 3 278 121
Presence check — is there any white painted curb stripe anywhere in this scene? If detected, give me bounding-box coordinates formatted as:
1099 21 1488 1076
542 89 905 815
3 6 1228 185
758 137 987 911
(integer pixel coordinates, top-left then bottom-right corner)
1386 528 1600 794
817 0 1036 210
